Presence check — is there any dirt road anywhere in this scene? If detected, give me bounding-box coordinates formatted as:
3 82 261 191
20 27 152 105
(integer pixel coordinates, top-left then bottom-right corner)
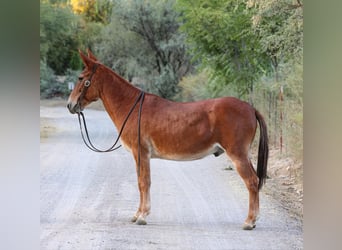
40 104 303 250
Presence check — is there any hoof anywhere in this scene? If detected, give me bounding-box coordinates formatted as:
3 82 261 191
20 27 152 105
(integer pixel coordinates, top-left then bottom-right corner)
136 218 147 225
242 223 256 230
131 215 138 223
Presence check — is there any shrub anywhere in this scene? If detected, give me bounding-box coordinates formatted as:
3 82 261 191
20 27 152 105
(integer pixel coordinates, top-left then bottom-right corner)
40 60 75 99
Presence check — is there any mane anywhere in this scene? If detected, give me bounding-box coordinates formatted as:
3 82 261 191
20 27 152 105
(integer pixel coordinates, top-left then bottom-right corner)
98 63 141 102
102 63 139 90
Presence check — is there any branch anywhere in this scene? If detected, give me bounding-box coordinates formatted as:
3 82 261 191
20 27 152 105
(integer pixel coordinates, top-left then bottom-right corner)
288 0 303 9
297 0 303 7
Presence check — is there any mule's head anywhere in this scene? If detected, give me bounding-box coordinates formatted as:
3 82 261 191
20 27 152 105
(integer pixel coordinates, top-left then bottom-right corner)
67 49 101 114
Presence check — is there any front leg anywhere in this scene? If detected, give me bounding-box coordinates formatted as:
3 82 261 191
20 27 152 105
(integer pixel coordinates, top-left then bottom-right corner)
131 150 151 225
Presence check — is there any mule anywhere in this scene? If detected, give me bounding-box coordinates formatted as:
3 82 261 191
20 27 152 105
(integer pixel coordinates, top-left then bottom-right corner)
67 49 268 230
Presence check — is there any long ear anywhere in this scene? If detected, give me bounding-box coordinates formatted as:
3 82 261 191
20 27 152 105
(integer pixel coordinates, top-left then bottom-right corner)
87 48 98 61
79 49 95 69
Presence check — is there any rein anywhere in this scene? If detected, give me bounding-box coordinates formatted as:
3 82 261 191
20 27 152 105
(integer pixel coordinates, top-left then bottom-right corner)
76 64 145 175
77 91 145 153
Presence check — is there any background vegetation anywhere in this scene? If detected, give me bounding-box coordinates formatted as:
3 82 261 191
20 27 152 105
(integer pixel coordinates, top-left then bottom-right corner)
40 0 303 161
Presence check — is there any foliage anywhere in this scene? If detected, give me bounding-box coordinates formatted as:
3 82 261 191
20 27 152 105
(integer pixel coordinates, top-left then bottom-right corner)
64 68 83 87
78 21 104 53
40 1 82 74
70 0 114 24
248 0 303 159
248 0 303 73
40 59 81 99
40 0 110 101
101 0 192 99
153 65 180 99
177 69 211 101
95 14 150 81
253 59 302 160
40 0 192 100
176 0 271 100
40 60 56 98
40 60 70 99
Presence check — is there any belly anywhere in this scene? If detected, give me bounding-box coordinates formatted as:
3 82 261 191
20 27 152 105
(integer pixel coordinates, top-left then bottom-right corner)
150 143 225 161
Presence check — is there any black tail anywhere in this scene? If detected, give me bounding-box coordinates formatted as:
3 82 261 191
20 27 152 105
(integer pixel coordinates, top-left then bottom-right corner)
255 110 269 190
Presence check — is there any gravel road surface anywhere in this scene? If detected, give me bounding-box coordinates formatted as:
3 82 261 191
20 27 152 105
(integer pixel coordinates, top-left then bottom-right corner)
40 105 302 250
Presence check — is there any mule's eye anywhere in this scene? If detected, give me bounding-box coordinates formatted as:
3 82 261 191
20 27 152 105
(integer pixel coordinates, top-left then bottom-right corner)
78 77 83 81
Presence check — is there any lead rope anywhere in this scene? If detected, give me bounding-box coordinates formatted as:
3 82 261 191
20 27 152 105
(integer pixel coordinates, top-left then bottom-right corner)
77 91 145 175
137 91 145 177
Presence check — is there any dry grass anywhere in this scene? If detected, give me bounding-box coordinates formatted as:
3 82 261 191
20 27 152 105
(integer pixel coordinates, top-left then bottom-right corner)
40 117 56 140
261 149 303 222
250 128 303 222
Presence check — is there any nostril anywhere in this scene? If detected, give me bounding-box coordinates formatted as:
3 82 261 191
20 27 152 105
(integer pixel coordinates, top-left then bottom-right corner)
67 103 74 113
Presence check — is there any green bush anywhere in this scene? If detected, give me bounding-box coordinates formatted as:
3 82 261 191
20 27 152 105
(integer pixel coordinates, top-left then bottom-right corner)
40 60 56 98
150 66 180 100
40 60 73 99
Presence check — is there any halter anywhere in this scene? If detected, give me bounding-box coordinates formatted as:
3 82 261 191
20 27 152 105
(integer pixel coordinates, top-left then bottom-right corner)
76 64 99 108
75 64 145 176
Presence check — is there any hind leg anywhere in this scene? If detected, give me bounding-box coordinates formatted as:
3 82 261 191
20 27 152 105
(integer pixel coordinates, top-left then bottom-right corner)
227 149 259 230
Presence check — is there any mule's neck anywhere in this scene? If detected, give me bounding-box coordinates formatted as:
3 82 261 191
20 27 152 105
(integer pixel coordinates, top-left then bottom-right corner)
98 65 142 129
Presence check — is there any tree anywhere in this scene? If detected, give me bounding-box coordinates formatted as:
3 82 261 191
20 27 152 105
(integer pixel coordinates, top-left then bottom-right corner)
248 0 303 78
94 14 150 82
40 1 82 74
69 0 114 24
248 0 303 153
177 0 271 101
97 0 192 99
